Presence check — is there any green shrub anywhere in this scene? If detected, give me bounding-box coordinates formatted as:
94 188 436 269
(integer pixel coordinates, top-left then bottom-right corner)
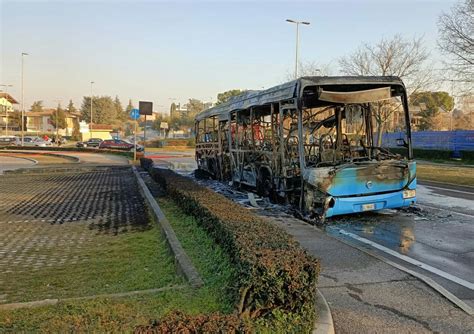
460 150 474 163
134 311 249 334
389 148 474 163
142 160 319 332
149 138 194 147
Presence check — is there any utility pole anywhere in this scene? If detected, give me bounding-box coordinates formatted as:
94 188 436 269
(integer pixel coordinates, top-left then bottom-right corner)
0 84 13 136
286 19 310 79
90 81 94 139
21 52 29 146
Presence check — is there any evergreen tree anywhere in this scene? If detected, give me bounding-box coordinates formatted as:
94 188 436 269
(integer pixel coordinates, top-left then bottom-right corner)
170 102 177 117
72 118 81 140
66 99 77 114
51 103 67 129
30 101 44 113
80 96 118 125
114 96 125 121
125 99 134 114
216 90 244 105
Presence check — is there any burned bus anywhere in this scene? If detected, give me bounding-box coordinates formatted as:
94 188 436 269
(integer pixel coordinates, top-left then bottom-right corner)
195 76 416 218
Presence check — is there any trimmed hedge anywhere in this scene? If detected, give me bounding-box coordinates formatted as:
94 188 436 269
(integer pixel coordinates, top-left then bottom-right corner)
135 311 249 333
141 158 320 332
149 138 195 148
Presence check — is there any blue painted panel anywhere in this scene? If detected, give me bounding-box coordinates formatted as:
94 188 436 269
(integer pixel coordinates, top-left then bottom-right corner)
326 186 416 217
326 162 415 197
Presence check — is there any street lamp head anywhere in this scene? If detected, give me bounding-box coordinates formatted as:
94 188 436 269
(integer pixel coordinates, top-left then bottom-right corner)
302 21 310 25
91 81 95 84
21 52 29 56
286 19 296 23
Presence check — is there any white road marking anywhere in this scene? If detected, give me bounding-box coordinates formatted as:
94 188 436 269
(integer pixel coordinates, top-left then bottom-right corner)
334 228 474 291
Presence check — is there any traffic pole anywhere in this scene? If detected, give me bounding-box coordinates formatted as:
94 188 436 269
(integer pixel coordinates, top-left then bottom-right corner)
134 120 137 162
144 114 146 154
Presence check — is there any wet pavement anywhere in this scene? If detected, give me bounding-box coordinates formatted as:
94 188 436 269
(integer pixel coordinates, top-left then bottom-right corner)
325 208 474 310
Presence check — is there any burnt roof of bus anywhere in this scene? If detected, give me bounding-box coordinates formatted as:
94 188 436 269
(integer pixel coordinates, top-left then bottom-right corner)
195 76 405 121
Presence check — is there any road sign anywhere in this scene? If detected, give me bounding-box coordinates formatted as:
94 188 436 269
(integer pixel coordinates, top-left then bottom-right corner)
130 108 140 120
139 101 153 115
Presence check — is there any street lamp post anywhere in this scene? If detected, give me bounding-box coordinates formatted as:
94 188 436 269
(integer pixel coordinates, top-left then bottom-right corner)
90 81 94 138
0 84 13 136
286 19 310 79
21 52 29 146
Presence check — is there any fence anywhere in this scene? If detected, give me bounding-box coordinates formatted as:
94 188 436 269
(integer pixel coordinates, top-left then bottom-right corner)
383 130 474 151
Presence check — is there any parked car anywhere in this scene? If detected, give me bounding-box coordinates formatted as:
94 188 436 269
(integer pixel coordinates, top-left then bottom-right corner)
0 136 20 147
76 138 103 148
23 136 51 147
99 139 144 152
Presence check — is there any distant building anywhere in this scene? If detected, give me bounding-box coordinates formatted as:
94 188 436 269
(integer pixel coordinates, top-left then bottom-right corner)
26 109 81 136
408 103 453 131
459 94 474 129
175 103 188 118
408 105 423 131
0 92 19 133
80 123 114 141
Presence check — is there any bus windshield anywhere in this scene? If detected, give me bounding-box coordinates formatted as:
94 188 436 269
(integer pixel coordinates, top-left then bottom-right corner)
301 95 410 168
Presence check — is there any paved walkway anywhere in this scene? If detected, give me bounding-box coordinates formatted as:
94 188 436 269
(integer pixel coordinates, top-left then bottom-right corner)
267 213 474 333
0 156 35 174
1 150 129 168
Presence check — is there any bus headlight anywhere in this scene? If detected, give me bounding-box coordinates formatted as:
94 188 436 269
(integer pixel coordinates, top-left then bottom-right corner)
403 189 416 199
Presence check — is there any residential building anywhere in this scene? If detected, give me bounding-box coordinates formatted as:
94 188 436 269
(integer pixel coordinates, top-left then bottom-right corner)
175 103 188 119
459 94 474 129
26 109 81 136
80 122 113 141
0 92 19 134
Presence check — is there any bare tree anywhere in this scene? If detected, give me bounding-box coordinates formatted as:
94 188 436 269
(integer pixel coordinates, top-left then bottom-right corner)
438 0 474 91
339 35 431 144
284 61 333 82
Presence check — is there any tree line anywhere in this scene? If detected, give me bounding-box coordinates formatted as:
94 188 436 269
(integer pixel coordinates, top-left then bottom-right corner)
24 1 472 135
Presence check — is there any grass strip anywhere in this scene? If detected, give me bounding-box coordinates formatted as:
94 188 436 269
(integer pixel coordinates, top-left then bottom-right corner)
417 164 474 186
0 199 235 332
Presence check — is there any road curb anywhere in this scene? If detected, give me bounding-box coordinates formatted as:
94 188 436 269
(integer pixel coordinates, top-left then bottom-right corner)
1 149 81 163
0 154 39 165
132 166 204 288
313 288 335 334
0 285 187 311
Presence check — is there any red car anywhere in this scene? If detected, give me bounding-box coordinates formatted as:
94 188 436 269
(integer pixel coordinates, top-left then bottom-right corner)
99 139 144 151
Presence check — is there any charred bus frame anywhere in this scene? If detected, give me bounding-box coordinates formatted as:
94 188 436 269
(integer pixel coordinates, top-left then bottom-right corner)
195 76 417 218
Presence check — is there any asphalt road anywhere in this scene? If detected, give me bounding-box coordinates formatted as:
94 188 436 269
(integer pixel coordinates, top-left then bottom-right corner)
326 179 474 311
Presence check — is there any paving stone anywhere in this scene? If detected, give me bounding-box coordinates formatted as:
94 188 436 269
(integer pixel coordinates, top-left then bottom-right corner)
0 168 149 304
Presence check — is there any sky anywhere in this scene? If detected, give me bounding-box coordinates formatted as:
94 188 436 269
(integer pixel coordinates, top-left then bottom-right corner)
1 0 457 114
